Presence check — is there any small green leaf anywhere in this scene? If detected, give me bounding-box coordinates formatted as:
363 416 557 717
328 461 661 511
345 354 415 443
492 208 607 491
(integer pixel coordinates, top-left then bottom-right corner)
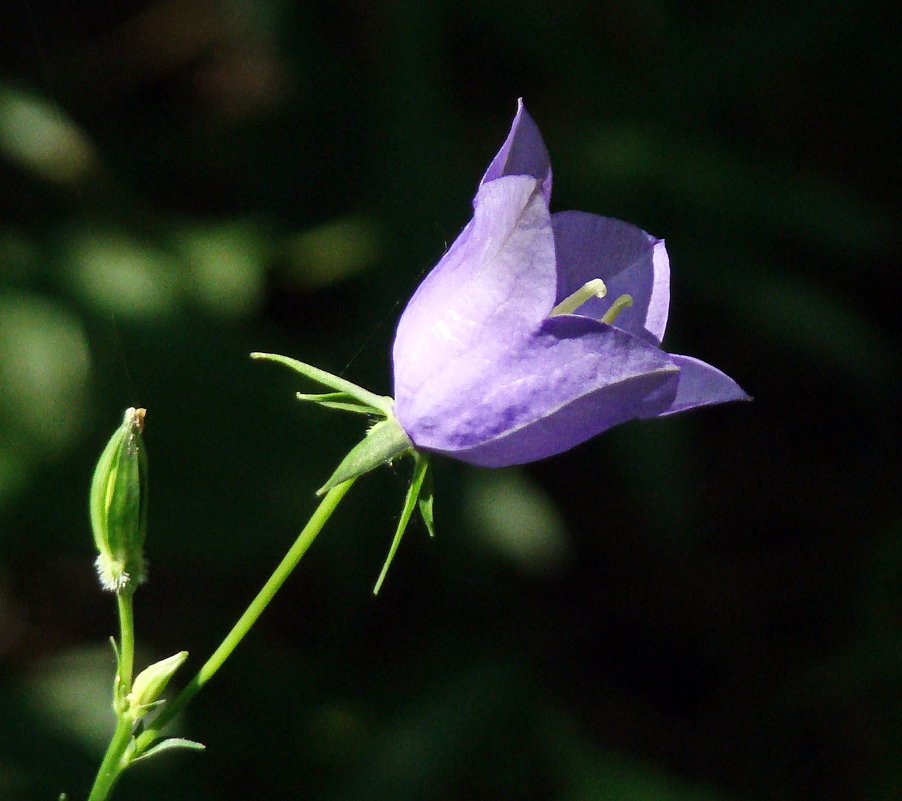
317 417 412 496
296 391 383 414
131 699 166 717
416 455 435 539
131 737 206 764
251 352 393 415
373 453 430 595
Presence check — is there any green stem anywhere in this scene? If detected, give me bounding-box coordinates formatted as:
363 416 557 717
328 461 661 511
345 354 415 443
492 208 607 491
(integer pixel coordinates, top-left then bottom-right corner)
134 478 356 754
86 587 136 801
86 716 132 801
116 590 135 690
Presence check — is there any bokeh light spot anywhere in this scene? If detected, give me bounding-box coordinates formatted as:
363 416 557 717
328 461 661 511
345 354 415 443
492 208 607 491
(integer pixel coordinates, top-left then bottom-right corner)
68 229 180 318
282 215 381 288
174 221 265 317
465 468 571 577
0 292 91 506
0 83 98 184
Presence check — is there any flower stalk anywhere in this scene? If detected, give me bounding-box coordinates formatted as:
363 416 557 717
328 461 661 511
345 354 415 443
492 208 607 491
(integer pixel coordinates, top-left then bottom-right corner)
84 415 358 801
133 478 357 757
86 585 136 801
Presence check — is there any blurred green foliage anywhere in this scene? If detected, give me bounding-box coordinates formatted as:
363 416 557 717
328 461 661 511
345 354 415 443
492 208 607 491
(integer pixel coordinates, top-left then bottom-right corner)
0 1 898 799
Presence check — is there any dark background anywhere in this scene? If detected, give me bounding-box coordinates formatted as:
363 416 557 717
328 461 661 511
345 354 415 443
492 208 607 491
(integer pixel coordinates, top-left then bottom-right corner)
0 1 898 799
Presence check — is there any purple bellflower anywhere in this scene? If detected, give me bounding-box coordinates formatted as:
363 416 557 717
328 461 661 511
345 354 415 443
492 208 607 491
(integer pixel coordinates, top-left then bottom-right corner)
392 100 748 467
254 100 748 590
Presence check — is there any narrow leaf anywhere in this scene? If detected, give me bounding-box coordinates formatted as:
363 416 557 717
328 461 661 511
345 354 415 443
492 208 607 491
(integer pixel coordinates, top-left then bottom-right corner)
131 737 206 764
373 454 430 594
296 392 382 414
251 352 392 415
416 455 435 538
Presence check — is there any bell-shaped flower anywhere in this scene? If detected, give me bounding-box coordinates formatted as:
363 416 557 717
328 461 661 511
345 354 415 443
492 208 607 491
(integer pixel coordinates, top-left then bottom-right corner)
391 100 748 467
254 101 748 590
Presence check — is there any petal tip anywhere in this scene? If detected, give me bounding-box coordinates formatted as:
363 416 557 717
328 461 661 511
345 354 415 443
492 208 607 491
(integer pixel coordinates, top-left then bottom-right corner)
481 100 552 200
660 355 750 416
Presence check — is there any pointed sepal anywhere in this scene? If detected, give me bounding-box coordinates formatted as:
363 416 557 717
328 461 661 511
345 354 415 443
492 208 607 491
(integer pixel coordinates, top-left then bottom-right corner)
251 352 393 415
295 391 384 415
373 453 432 594
416 455 435 539
130 737 206 764
254 349 439 592
317 417 412 496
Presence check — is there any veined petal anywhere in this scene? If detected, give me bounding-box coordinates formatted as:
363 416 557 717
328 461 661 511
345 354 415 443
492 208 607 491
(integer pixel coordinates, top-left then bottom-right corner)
393 175 556 410
388 104 747 472
397 315 679 467
657 354 751 416
551 211 670 344
481 99 552 203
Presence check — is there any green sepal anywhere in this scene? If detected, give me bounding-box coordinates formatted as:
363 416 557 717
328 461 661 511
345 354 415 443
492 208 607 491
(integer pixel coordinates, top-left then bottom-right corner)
373 452 431 594
416 455 435 539
254 349 438 591
130 737 206 764
317 417 412 496
108 636 123 709
127 651 189 722
251 352 393 415
296 391 383 415
133 699 165 715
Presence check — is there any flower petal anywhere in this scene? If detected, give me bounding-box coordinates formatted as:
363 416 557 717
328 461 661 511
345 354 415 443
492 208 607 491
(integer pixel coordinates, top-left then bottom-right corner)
657 354 751 416
481 99 552 203
397 315 679 467
393 175 557 411
551 211 670 344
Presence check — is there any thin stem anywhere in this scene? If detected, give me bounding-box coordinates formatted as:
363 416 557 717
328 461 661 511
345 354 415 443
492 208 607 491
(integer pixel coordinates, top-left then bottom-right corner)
134 478 356 754
86 587 136 801
86 716 132 801
116 590 135 690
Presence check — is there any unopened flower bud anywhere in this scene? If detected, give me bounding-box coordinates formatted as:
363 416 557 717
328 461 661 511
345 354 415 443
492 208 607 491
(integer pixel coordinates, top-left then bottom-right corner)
127 650 188 719
90 407 148 592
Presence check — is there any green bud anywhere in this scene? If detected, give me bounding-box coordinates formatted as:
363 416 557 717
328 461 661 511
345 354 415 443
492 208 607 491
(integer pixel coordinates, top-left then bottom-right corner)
90 407 148 592
127 650 188 720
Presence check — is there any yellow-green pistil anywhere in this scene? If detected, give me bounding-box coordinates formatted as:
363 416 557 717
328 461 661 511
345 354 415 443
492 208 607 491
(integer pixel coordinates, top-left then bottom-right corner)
550 278 633 325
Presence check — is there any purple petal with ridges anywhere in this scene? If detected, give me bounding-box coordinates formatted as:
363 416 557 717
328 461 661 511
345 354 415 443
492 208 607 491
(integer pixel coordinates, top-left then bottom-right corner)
390 103 747 470
396 315 679 467
393 175 556 410
481 99 552 203
658 354 751 416
551 211 670 343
